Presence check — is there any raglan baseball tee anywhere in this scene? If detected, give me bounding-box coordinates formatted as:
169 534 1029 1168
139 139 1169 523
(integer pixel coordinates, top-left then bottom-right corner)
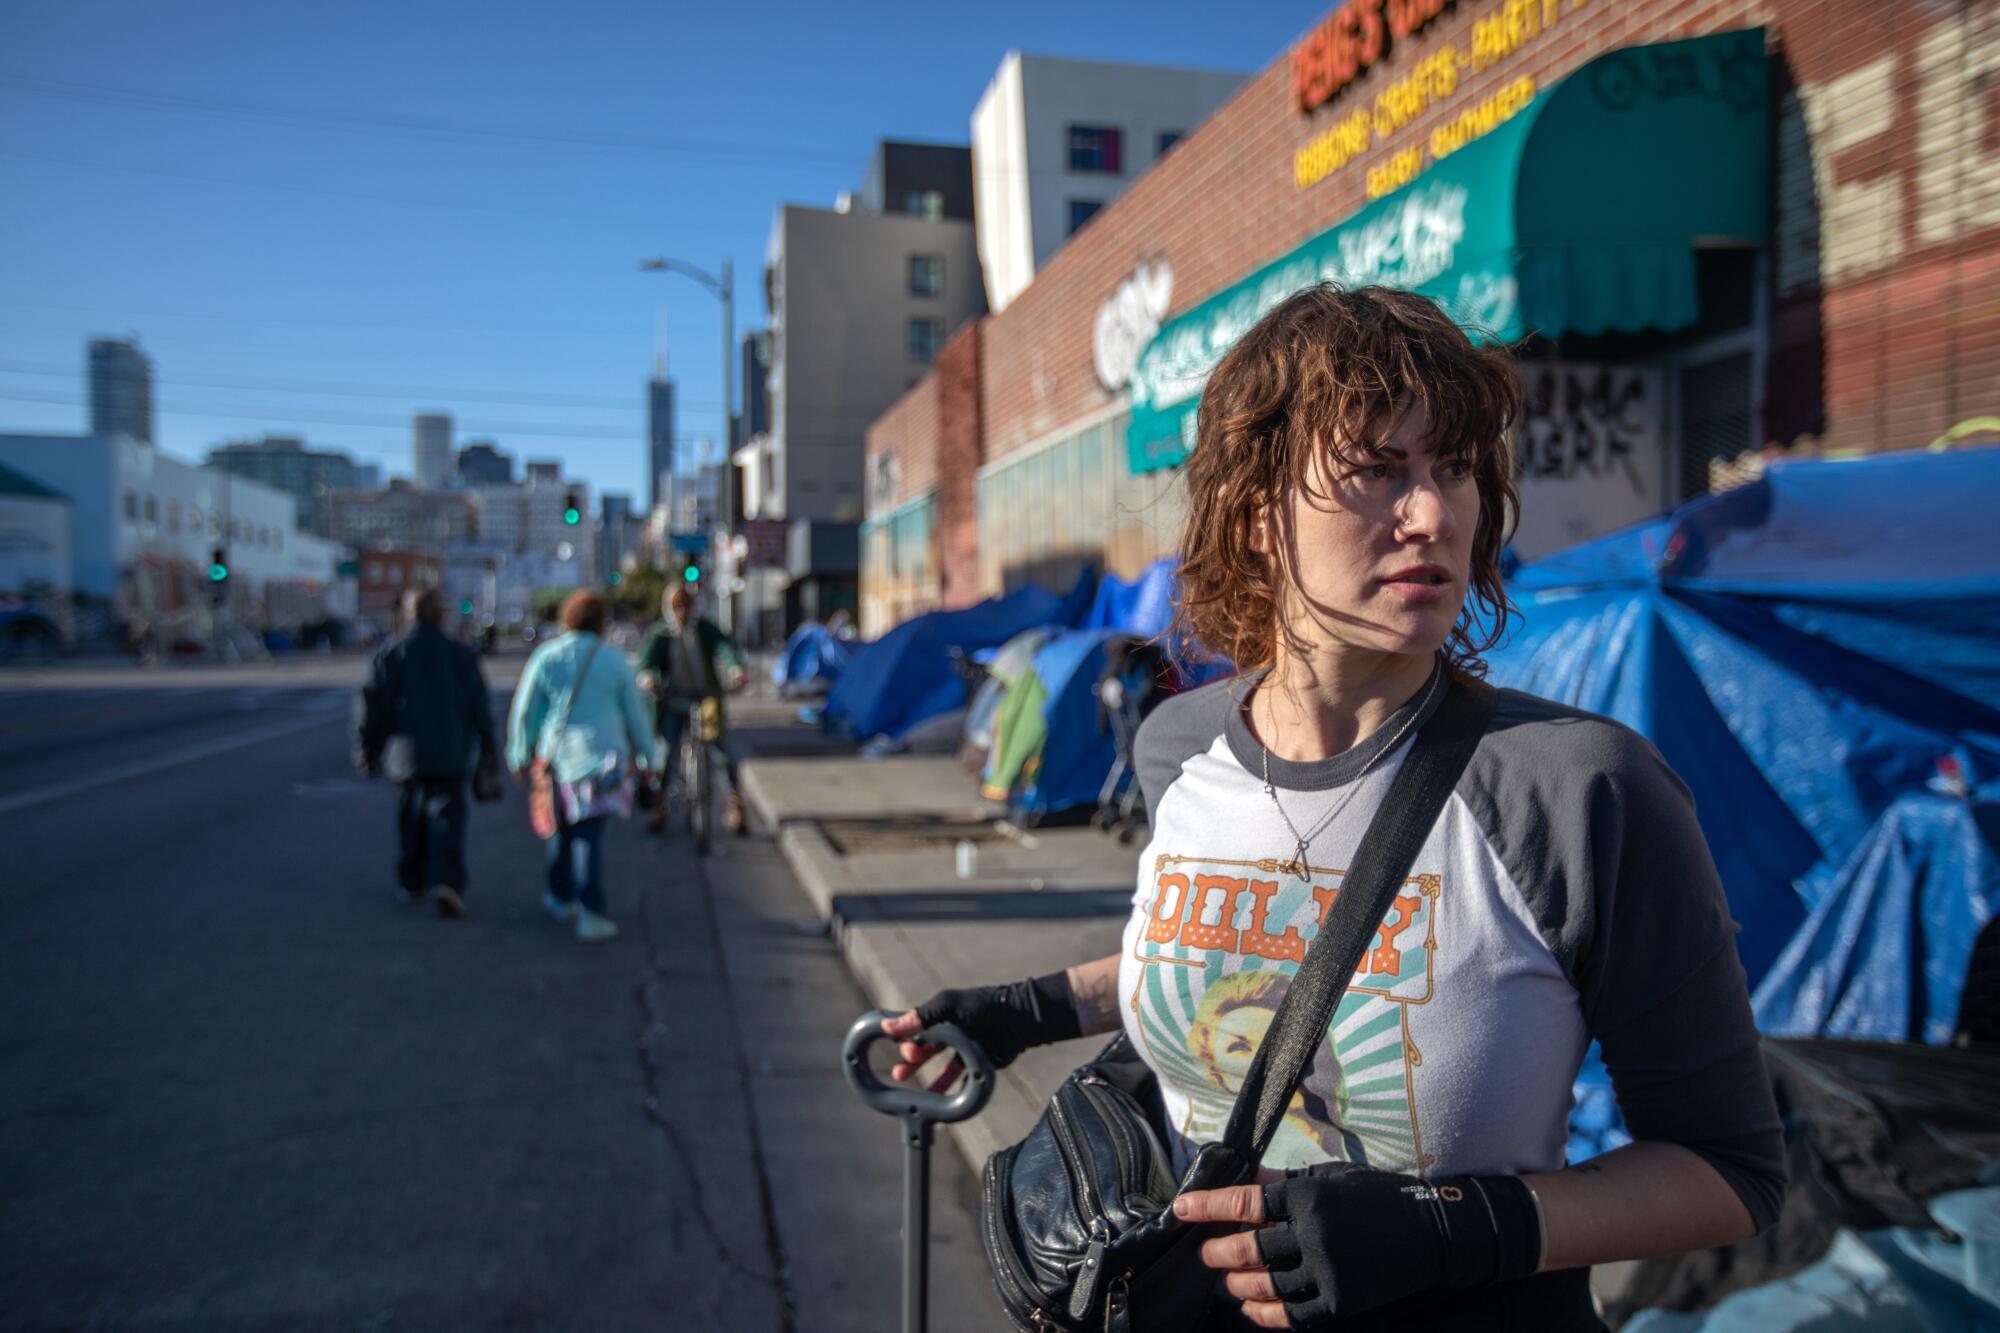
1124 661 1787 1231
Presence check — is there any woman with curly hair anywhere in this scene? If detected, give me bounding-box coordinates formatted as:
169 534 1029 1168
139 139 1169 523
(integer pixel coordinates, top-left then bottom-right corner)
885 284 1783 1329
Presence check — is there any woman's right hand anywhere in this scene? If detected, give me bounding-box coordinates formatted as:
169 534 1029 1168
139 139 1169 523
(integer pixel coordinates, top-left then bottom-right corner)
881 973 1085 1090
881 1009 964 1093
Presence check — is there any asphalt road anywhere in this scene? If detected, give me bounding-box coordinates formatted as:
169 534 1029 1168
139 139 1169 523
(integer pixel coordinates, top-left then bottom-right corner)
0 656 1011 1332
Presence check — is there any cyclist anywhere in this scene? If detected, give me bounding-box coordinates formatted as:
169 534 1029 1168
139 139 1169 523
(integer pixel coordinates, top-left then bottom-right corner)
637 585 748 835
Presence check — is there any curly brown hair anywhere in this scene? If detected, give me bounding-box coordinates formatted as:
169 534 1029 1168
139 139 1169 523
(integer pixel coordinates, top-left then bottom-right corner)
558 589 609 635
1172 284 1521 675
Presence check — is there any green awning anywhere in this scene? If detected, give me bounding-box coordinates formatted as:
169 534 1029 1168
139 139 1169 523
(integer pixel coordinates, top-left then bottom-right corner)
1128 28 1769 474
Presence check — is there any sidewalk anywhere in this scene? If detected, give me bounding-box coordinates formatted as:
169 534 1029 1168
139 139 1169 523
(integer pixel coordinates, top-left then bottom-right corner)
740 752 1136 1171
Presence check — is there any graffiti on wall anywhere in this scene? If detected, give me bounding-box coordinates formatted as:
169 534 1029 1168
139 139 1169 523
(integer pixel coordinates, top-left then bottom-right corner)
1512 362 1664 560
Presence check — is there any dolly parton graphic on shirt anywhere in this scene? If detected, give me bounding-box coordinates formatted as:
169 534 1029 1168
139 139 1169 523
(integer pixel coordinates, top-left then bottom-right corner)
1130 854 1440 1172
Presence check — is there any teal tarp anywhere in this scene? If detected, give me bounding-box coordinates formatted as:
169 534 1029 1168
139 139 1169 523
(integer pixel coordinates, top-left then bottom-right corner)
1127 27 1769 474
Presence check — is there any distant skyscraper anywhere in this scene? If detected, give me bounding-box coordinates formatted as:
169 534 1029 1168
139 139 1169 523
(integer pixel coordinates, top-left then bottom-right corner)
89 338 154 445
206 433 364 536
412 413 453 489
648 368 675 516
455 440 513 486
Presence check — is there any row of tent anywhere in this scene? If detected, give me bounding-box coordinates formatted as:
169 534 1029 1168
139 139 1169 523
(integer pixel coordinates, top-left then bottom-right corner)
782 447 2000 1051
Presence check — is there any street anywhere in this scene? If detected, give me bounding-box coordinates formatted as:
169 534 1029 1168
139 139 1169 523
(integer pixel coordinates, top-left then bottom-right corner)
0 657 1009 1332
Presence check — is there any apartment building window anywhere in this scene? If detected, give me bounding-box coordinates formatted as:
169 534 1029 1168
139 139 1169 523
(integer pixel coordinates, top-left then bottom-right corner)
124 491 138 521
1068 198 1104 236
907 317 944 362
1158 130 1184 156
904 190 944 221
143 495 157 524
909 254 943 298
1068 125 1123 174
166 502 180 533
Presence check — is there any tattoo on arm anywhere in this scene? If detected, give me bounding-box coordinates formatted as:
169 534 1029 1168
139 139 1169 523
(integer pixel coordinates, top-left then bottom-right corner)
1068 955 1124 1035
1567 1161 1605 1175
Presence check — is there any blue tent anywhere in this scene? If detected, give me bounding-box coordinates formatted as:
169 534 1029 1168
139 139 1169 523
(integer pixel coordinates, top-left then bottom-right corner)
1015 628 1125 819
1753 789 2000 1044
821 586 1062 742
1488 447 2000 990
773 621 854 697
1083 557 1179 638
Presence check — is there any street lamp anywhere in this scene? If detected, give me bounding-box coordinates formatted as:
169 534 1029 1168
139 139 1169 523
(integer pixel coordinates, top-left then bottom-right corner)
639 255 735 632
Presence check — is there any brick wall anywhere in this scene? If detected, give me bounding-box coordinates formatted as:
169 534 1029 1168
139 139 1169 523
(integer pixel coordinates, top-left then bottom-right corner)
978 0 1999 463
934 320 985 608
862 0 1998 630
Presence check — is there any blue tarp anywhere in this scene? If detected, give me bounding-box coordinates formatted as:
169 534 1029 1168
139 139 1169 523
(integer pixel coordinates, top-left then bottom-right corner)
1754 791 2000 1044
1488 448 2000 991
1083 557 1180 638
1016 629 1124 818
1624 1187 2000 1332
1494 450 2000 1160
821 586 1062 742
773 622 854 697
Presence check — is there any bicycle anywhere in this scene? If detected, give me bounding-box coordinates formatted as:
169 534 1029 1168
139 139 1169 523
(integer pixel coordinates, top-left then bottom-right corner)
674 695 724 856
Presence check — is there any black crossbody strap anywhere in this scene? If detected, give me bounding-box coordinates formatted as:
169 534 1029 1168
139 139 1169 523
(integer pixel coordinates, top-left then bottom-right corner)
1222 674 1496 1162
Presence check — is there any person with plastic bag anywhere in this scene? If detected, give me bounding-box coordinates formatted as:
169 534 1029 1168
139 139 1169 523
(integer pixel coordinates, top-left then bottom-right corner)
882 285 1786 1330
355 588 501 919
506 590 658 944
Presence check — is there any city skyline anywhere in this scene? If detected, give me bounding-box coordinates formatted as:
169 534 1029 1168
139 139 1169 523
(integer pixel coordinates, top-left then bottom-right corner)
0 1 1306 503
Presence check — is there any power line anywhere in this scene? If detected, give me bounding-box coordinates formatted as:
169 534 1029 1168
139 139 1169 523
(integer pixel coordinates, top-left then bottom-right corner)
0 146 743 234
0 387 717 442
0 72 862 165
0 359 722 412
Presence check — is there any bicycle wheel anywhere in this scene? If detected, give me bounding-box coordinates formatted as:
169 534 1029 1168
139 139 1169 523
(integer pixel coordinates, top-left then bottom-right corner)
683 730 713 856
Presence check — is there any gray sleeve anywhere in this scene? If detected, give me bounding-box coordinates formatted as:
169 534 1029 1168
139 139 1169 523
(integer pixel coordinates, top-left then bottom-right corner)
1459 695 1788 1231
1132 681 1234 826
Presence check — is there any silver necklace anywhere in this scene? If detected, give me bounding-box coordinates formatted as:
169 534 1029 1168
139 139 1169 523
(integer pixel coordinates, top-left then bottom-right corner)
1257 664 1443 878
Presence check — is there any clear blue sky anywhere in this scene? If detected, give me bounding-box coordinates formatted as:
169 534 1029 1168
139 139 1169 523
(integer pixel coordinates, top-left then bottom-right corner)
0 0 1313 504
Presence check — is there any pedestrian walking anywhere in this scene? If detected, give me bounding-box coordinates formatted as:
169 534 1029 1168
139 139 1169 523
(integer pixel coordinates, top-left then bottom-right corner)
506 589 658 944
636 585 749 835
355 588 500 919
884 285 1786 1330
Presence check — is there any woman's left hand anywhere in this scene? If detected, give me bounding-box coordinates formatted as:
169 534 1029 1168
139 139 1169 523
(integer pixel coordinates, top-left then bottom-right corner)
1178 1184 1292 1329
1179 1163 1545 1330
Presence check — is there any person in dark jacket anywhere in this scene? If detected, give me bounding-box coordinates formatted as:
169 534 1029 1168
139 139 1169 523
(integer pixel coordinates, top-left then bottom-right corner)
356 589 498 918
635 586 748 834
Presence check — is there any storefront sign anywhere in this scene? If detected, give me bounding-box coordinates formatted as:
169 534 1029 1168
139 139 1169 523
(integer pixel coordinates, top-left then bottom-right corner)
1295 0 1588 194
1292 0 1451 115
1511 362 1665 560
1093 259 1175 391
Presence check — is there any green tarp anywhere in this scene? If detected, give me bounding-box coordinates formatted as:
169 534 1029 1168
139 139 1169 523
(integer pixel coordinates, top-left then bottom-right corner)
1127 27 1769 474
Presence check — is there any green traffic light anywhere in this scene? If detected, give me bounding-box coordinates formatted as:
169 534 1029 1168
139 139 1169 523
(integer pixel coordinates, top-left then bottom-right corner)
682 565 700 583
208 563 228 582
563 507 580 525
608 571 622 586
459 598 474 615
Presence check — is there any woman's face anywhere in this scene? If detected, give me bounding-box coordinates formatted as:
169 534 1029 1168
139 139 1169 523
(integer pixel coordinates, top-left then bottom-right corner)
1205 1004 1275 1093
1259 408 1481 661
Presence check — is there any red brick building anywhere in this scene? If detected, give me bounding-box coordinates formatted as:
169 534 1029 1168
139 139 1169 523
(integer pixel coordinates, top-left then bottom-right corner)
861 0 1998 632
356 550 442 627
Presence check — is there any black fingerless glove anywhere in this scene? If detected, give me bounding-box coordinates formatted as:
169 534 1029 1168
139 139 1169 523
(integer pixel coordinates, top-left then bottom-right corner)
912 971 1081 1069
1252 1163 1544 1327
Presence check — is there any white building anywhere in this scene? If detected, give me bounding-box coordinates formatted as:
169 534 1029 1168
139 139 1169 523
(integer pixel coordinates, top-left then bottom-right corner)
0 433 342 633
0 460 75 646
971 52 1244 312
412 412 453 490
463 469 594 574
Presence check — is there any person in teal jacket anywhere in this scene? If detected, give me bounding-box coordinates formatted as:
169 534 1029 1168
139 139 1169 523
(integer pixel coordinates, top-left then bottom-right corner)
505 590 659 943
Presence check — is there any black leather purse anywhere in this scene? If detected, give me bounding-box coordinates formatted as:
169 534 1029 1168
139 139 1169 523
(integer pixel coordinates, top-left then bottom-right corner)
980 677 1496 1333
